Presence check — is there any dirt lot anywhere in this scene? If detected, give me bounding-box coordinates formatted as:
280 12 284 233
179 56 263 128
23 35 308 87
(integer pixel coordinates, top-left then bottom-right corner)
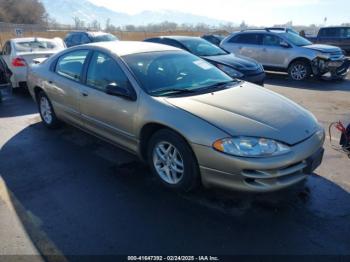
0 73 349 259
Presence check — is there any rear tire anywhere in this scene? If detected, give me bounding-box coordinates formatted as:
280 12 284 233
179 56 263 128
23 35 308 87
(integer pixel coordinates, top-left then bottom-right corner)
288 60 311 81
37 91 60 129
147 129 200 192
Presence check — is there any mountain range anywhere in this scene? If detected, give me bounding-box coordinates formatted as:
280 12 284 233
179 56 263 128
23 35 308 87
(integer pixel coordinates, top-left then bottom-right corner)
41 0 229 27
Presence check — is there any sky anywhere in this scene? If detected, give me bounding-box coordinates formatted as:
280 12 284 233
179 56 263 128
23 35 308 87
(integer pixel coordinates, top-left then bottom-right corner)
88 0 350 26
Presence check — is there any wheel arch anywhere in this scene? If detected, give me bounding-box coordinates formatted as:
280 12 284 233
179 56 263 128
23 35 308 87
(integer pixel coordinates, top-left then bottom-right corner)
34 86 45 102
138 122 197 163
287 57 312 69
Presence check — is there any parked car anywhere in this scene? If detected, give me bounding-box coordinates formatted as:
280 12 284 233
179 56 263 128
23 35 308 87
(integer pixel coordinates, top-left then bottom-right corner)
0 55 12 102
201 34 226 46
144 36 265 85
64 31 119 47
27 41 325 193
307 27 350 54
221 28 350 81
1 37 65 89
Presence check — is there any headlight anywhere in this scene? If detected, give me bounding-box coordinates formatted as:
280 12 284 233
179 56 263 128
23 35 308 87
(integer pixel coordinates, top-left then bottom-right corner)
317 52 331 60
216 64 244 78
213 137 291 157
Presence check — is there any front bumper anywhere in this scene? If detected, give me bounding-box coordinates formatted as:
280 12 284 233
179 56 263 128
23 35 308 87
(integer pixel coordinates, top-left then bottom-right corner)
242 71 266 86
192 131 325 192
312 57 350 79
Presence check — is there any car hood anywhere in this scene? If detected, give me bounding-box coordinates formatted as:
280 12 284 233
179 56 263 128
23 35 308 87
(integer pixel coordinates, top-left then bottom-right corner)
165 83 319 145
202 53 261 71
304 44 341 53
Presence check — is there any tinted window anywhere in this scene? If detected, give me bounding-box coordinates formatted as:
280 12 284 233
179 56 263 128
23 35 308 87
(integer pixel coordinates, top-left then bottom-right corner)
122 51 234 96
56 50 89 81
71 34 82 45
230 34 262 45
262 34 281 46
86 51 128 91
320 28 340 37
163 39 184 49
91 33 118 42
145 38 163 44
340 28 350 38
80 34 91 44
178 38 227 56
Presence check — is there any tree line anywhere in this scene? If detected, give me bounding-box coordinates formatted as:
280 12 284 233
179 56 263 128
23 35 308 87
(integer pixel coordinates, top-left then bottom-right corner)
0 0 47 24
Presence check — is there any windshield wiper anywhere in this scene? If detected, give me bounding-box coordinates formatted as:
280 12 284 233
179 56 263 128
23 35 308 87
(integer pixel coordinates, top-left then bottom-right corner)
201 80 238 91
151 88 197 96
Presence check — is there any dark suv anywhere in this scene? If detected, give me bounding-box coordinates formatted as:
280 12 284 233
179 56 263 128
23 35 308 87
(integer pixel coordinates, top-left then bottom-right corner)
307 27 350 54
145 36 265 85
64 31 119 48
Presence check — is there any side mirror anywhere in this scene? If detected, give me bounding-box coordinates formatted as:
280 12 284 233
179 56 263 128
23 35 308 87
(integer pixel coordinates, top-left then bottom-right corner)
280 41 290 48
106 82 136 101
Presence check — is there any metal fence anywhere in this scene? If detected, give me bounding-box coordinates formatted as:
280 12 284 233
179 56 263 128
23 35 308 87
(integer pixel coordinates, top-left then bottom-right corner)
0 22 212 48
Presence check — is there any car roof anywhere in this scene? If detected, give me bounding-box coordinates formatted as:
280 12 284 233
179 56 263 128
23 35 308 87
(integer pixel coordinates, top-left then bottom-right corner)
87 31 112 37
86 41 180 56
320 26 350 29
237 30 285 34
10 37 55 43
152 35 201 41
67 31 110 36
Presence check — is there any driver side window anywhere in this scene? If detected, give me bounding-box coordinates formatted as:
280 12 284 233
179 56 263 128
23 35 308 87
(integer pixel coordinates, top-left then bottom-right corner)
86 51 129 92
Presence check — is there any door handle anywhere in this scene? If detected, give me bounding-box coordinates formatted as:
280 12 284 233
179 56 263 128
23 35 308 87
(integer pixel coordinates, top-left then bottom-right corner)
81 92 88 97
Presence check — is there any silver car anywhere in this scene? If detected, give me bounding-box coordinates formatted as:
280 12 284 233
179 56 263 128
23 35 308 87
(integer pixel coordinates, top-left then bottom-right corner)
27 42 325 192
221 28 349 81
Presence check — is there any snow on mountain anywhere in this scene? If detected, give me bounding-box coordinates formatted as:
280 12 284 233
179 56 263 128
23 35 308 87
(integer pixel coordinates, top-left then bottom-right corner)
41 0 228 26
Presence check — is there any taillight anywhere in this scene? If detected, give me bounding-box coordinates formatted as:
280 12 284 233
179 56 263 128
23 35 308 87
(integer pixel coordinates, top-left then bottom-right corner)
12 57 26 67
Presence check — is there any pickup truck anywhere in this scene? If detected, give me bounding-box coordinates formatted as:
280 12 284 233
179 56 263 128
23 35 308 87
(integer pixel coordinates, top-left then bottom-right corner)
307 27 350 54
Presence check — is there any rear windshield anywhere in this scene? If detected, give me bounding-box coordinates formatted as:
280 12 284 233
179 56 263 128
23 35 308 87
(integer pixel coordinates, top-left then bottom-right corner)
180 38 227 56
91 34 118 42
14 39 64 52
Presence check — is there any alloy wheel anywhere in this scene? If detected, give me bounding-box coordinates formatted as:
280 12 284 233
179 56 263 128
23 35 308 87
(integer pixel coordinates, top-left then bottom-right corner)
40 96 53 124
290 64 307 80
152 141 185 184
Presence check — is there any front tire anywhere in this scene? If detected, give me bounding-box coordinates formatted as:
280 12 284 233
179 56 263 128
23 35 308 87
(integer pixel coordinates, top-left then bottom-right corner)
37 91 60 129
288 60 311 81
147 129 199 192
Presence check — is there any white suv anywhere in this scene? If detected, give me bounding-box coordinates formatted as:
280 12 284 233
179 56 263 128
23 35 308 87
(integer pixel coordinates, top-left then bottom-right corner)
221 28 349 81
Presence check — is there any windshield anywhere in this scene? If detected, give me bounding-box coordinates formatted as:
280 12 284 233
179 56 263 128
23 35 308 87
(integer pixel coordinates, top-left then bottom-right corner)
122 51 234 96
180 38 227 56
14 39 64 52
282 32 312 46
92 34 118 42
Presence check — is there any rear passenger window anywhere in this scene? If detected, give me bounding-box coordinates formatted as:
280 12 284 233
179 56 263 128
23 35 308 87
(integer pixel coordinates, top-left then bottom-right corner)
230 34 262 45
56 50 89 81
262 35 281 46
